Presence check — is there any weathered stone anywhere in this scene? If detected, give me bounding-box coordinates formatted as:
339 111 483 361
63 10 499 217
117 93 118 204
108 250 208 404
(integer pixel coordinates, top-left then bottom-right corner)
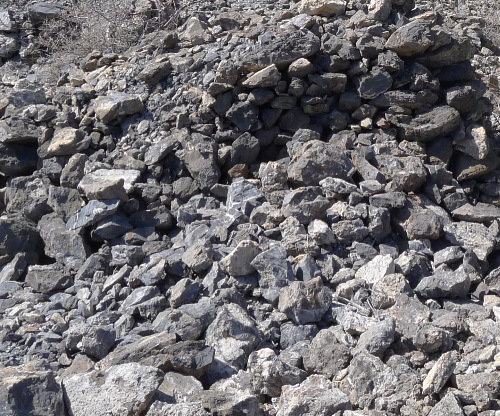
25 262 72 293
422 351 458 395
427 393 464 416
78 169 141 200
454 124 490 160
398 106 461 142
0 117 40 143
221 240 261 276
65 323 116 359
47 128 88 156
414 267 470 298
276 375 351 416
355 254 395 285
0 33 19 59
385 20 434 56
298 0 346 16
356 68 392 99
278 277 332 324
242 64 281 88
94 93 144 124
417 36 475 69
66 199 120 230
226 101 259 132
0 363 64 416
443 221 496 261
63 363 163 416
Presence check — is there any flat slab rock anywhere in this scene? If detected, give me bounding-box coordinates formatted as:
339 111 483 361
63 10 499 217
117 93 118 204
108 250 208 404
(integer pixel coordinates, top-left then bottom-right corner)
93 93 144 124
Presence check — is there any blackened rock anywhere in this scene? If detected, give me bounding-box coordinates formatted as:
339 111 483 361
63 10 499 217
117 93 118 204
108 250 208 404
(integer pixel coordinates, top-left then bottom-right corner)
370 90 438 109
287 140 353 186
0 143 38 176
0 117 40 143
321 34 361 60
119 286 162 315
0 363 64 416
0 215 41 264
25 263 72 293
47 185 84 222
413 323 450 352
238 29 321 71
417 36 476 69
279 107 311 132
129 205 173 231
227 132 260 168
427 393 464 416
414 267 470 298
226 101 259 132
397 106 461 142
6 175 51 222
278 277 332 325
356 68 393 100
182 133 221 191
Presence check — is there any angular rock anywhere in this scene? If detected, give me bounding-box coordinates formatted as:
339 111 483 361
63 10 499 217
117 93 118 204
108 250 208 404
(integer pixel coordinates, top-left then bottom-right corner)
354 254 395 285
25 263 72 293
242 64 281 88
385 20 434 56
66 199 120 230
94 93 144 124
422 351 458 395
427 393 464 416
0 363 64 416
65 323 116 360
443 221 496 261
356 68 393 100
182 134 220 190
78 169 141 200
63 363 163 416
278 277 332 325
414 267 470 298
221 240 261 276
47 128 88 157
398 106 461 142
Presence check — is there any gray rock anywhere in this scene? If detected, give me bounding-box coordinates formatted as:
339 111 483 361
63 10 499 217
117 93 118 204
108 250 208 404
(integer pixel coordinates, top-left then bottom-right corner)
63 363 163 416
0 253 27 283
0 142 38 176
65 323 116 359
278 277 332 324
182 133 220 191
47 128 88 156
0 215 41 264
287 140 353 186
276 375 351 416
452 202 500 223
385 20 434 56
280 323 318 349
353 318 395 357
146 402 210 416
66 199 121 230
433 246 464 267
443 221 496 261
356 68 393 99
93 93 144 124
0 117 40 143
227 132 260 167
238 29 321 71
414 266 470 298
417 36 475 69
247 347 307 397
28 2 65 24
0 363 64 416
60 153 87 189
169 278 200 308
398 106 461 142
205 303 260 375
413 323 450 352
182 239 213 273
427 393 464 416
78 169 141 200
25 263 72 293
48 186 84 222
242 64 281 88
0 33 19 59
331 219 370 245
282 187 330 224
303 328 350 378
371 90 438 109
144 134 178 165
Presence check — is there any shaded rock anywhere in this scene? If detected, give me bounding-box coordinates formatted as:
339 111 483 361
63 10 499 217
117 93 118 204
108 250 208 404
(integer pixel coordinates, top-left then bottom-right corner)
226 101 259 132
78 169 141 200
48 186 84 222
413 323 450 352
227 132 260 168
66 199 120 230
452 202 500 223
0 363 64 416
287 140 353 186
60 153 87 189
427 393 464 416
65 323 116 360
398 106 461 142
356 68 393 99
454 124 490 160
417 36 475 69
0 215 41 265
0 253 27 283
62 363 163 416
414 266 470 298
282 187 330 225
303 328 350 378
25 263 72 293
0 117 40 143
182 134 220 191
353 318 395 357
452 150 500 181
47 128 88 157
278 277 332 324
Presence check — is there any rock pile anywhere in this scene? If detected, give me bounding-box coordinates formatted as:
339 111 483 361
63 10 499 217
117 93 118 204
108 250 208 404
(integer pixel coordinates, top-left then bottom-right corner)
1 0 500 415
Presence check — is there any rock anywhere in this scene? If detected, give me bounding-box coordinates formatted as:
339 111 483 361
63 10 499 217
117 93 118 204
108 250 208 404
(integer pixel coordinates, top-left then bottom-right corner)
278 277 332 324
414 266 470 298
144 134 178 165
452 150 500 181
28 2 65 24
0 117 40 143
93 93 144 124
0 253 27 283
181 16 213 46
47 128 88 156
0 362 64 416
417 36 475 69
368 0 392 21
227 132 260 168
298 0 346 16
276 375 351 416
0 33 19 59
427 393 464 416
146 402 210 416
247 348 307 397
303 328 350 378
169 278 200 308
66 199 121 230
354 254 395 285
78 169 141 199
0 142 38 176
282 187 330 224
221 240 261 276
0 215 41 265
280 323 318 349
226 101 259 132
356 68 393 99
61 153 87 188
398 106 461 142
443 221 496 261
250 245 294 304
288 58 315 77
0 8 17 32
287 140 353 186
242 65 281 88
454 124 490 160
452 203 500 223
422 351 458 395
353 318 395 357
453 372 500 411
413 323 450 352
25 262 72 293
65 322 116 359
182 240 213 273
62 363 163 416
205 303 260 376
385 20 434 56
48 186 84 222
238 29 321 71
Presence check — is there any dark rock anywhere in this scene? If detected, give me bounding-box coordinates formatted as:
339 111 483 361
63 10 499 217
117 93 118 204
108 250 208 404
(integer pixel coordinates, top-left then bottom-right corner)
356 68 393 100
414 267 471 298
25 263 72 293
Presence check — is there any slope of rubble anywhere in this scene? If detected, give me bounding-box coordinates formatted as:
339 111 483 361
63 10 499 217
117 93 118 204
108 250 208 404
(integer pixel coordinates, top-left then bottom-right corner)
1 0 500 415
